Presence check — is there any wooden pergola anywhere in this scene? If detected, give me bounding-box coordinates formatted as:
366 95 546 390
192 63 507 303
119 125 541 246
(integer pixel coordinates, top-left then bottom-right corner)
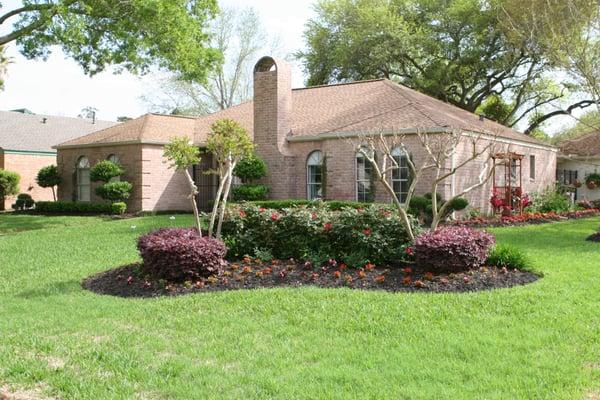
491 152 524 215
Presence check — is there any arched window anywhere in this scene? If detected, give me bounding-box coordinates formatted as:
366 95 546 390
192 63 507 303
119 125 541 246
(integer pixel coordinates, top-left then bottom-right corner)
107 154 121 182
76 156 91 202
356 150 373 202
391 148 410 203
307 151 324 200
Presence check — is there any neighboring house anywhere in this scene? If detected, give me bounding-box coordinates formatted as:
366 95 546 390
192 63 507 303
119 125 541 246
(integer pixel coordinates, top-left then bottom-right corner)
54 56 557 213
0 111 116 210
557 131 600 201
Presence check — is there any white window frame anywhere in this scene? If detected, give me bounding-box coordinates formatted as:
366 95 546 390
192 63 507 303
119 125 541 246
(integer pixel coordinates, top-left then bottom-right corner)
76 156 91 202
391 148 410 204
356 149 373 202
306 150 324 200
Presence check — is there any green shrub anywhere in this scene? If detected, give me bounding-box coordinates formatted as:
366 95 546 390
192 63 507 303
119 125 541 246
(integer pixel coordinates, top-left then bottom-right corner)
240 199 382 211
486 244 532 270
0 169 20 200
222 203 418 266
526 187 571 213
408 194 469 222
232 184 269 201
11 193 35 210
233 156 267 182
90 160 123 182
36 165 61 189
95 181 133 202
586 173 600 185
35 201 126 215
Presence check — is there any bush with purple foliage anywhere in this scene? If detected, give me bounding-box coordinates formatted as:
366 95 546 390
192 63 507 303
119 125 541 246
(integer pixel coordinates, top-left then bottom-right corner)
414 227 495 272
137 228 226 281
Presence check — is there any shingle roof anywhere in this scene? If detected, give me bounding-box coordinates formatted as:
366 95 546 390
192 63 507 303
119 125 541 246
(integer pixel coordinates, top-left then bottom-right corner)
0 110 117 152
559 131 600 157
55 79 552 149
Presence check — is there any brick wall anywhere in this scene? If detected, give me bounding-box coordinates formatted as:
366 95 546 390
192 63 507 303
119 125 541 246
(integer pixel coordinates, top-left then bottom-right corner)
1 152 57 210
57 145 144 211
140 144 192 212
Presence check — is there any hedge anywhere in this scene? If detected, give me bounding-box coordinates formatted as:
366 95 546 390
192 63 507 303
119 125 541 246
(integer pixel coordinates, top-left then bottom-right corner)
35 201 127 215
238 199 388 211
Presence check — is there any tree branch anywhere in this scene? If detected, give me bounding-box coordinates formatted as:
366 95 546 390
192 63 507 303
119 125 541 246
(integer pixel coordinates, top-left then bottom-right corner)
524 99 599 134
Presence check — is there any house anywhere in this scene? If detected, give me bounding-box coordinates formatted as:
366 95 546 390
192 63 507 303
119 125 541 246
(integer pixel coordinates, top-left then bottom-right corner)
0 110 116 210
54 56 557 214
557 131 600 201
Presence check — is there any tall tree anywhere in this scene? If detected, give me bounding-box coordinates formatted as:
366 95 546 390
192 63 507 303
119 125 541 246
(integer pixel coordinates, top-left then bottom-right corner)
143 6 277 115
0 45 11 89
297 0 593 133
0 0 220 82
499 0 600 134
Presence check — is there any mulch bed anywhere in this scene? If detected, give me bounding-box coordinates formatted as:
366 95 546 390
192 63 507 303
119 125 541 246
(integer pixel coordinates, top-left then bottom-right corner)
82 259 540 298
586 232 600 242
452 209 600 229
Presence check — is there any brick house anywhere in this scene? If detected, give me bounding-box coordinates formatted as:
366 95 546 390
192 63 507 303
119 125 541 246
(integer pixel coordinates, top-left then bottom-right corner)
55 56 557 213
556 131 600 201
0 110 116 210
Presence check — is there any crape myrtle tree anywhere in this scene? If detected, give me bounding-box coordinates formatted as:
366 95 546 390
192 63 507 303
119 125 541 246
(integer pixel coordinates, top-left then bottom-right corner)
206 119 253 239
348 126 507 240
0 0 220 82
163 137 203 234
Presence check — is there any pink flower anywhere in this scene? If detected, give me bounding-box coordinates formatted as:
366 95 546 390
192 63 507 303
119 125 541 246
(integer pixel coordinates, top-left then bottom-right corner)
323 222 333 232
311 212 318 220
270 213 279 221
239 210 247 218
405 247 414 256
363 228 371 236
259 207 266 213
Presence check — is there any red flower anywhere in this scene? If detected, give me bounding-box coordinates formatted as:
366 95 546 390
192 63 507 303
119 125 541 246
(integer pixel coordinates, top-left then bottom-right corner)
259 207 266 213
363 228 371 236
404 247 414 256
270 212 279 221
239 210 247 218
323 222 333 232
311 212 318 220
365 263 375 271
402 267 412 274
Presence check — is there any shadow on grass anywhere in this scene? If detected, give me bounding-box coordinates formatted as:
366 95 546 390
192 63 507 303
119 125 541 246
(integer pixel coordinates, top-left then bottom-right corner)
16 280 82 299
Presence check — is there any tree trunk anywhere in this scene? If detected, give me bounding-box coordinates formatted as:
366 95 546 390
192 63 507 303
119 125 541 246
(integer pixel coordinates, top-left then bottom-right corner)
216 161 235 240
208 167 226 237
184 169 202 236
51 186 56 201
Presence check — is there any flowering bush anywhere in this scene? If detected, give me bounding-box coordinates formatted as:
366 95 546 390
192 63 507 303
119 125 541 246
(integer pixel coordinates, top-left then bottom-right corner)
456 208 600 228
414 227 495 272
137 228 226 281
221 203 418 266
525 187 571 213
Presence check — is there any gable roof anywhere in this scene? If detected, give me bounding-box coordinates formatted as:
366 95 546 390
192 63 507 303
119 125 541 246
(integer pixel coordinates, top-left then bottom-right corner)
559 131 600 158
54 79 553 149
0 110 117 153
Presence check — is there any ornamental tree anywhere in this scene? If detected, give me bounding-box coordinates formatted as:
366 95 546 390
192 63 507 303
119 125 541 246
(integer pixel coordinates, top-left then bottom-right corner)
206 119 253 239
36 165 61 201
0 169 20 204
163 136 202 233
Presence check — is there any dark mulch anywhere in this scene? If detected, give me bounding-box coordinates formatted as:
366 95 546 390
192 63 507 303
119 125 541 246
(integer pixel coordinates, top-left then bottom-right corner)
82 259 540 298
586 232 600 242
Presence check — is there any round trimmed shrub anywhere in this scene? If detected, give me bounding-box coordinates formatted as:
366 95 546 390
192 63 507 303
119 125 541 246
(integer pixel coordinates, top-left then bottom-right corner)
90 160 123 182
95 181 133 202
233 156 267 182
12 193 34 210
414 227 495 272
137 228 226 281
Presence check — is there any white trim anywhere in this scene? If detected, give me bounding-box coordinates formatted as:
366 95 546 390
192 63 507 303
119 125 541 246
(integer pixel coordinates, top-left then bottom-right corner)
54 140 168 150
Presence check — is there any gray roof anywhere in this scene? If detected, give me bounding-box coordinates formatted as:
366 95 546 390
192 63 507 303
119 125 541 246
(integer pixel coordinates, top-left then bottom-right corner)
0 110 118 153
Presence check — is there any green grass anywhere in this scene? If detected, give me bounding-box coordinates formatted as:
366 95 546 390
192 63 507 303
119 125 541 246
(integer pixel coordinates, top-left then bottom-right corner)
0 214 599 399
0 213 106 235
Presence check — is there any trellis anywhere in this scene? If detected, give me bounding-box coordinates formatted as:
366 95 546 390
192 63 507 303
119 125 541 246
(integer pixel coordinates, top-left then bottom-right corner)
491 152 524 214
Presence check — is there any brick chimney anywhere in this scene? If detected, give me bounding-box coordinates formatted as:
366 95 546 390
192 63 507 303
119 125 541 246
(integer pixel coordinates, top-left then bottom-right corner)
253 56 295 199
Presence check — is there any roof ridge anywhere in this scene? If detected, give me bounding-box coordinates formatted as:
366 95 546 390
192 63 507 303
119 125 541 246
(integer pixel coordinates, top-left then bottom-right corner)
56 115 140 147
293 78 386 91
149 112 198 120
381 79 447 127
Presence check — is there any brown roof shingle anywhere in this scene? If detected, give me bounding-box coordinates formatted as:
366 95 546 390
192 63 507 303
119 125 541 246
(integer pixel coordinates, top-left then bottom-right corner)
559 131 600 157
55 79 552 148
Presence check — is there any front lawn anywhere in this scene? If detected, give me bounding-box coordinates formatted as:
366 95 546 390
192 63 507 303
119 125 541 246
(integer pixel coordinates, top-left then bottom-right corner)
0 214 598 399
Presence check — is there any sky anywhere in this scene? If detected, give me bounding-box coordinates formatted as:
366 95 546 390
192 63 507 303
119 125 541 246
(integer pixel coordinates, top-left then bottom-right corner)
0 0 315 122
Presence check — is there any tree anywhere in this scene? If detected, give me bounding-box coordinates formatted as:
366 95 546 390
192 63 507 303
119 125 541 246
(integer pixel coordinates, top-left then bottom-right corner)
143 6 277 115
551 110 600 143
0 169 20 205
206 119 253 239
349 126 507 239
298 0 591 133
163 137 202 233
0 45 11 90
78 106 98 119
36 165 61 201
89 160 132 204
499 0 600 134
0 0 220 82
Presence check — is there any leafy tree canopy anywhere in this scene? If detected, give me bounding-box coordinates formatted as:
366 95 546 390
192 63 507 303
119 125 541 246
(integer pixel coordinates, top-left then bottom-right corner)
298 0 597 133
551 110 600 143
0 0 221 82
